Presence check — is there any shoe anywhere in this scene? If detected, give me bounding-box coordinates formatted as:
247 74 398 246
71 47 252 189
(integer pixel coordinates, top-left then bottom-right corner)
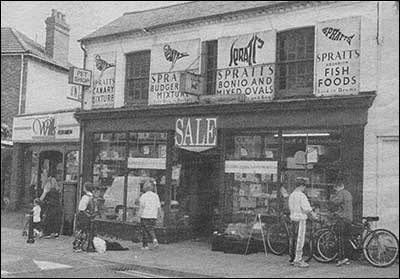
336 258 350 267
293 260 309 268
53 233 59 238
73 248 83 253
153 239 159 248
141 246 149 250
289 259 294 265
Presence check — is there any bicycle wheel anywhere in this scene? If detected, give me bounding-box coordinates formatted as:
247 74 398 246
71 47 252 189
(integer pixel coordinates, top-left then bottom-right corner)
266 222 289 255
363 229 399 267
312 228 332 263
316 230 338 262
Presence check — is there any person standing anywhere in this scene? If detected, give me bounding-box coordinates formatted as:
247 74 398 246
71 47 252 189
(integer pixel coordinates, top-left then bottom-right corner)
40 170 62 238
288 177 315 268
329 179 353 266
139 180 161 250
74 182 95 252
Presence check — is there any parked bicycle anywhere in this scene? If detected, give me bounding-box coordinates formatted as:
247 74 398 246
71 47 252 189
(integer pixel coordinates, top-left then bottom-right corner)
316 216 399 267
265 211 314 262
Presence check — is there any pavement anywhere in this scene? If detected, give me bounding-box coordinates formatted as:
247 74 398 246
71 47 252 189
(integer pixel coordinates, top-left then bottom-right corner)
1 225 399 278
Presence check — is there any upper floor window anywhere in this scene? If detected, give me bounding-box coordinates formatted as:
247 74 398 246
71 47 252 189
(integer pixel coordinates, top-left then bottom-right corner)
202 40 218 95
276 27 314 98
125 50 150 105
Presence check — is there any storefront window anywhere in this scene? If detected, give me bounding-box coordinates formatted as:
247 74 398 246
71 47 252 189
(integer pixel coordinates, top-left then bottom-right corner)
280 129 342 215
65 151 79 182
93 132 127 221
125 132 167 224
225 132 280 223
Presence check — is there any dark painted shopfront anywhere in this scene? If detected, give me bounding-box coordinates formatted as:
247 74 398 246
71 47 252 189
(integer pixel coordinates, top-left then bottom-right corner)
75 93 375 242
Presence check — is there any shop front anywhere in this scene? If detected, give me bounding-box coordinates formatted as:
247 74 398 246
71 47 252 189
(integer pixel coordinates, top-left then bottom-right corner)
75 93 375 243
11 110 80 235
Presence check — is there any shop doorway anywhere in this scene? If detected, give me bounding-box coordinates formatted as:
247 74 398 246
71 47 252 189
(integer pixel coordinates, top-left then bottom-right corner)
38 151 63 191
180 150 220 238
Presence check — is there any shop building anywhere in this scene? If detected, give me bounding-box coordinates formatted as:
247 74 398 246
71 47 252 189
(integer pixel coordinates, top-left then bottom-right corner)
75 1 398 242
9 10 82 234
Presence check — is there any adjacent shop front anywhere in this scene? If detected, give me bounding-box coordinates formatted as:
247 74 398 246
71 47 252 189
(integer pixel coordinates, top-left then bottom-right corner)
12 110 80 235
75 93 375 243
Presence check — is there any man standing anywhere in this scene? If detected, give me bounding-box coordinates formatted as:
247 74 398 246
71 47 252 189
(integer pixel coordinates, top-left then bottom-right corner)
139 180 161 250
288 177 315 268
329 179 353 266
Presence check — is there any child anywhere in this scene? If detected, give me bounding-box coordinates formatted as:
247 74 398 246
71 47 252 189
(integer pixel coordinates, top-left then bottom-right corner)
32 198 42 237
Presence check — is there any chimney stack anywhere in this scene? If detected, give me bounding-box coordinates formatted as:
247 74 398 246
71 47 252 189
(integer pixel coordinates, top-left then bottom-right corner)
45 9 70 65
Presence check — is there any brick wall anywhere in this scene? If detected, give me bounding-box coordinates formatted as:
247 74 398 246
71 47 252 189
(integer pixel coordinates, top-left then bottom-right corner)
1 55 22 128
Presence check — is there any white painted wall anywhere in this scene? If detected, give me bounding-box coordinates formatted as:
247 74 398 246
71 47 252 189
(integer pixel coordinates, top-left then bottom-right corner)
83 1 379 109
363 2 399 235
24 58 79 114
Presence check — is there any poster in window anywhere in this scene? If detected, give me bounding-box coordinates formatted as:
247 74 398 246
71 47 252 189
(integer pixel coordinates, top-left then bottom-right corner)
91 52 116 109
216 30 276 102
314 17 361 96
149 39 200 105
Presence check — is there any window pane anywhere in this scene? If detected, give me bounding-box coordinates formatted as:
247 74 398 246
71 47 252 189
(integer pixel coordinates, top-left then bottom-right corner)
125 51 150 104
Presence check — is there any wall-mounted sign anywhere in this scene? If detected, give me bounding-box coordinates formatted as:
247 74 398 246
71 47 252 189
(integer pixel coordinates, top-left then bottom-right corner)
225 160 278 174
91 52 116 109
12 111 80 143
216 30 276 102
68 67 92 87
175 117 217 152
128 157 166 170
314 16 361 96
149 39 200 105
180 72 204 96
68 84 82 102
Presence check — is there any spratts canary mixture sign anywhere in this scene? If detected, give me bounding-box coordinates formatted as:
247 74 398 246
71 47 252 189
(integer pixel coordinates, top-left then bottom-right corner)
314 17 361 96
91 52 116 109
149 39 200 105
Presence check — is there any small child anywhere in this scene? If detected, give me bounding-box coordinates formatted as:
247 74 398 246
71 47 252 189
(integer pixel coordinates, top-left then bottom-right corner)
32 198 42 237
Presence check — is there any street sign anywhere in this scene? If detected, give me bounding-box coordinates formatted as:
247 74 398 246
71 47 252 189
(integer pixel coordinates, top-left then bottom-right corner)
68 67 92 87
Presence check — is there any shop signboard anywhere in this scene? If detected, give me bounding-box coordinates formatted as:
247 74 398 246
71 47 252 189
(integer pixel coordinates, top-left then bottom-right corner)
175 117 217 152
314 16 361 96
127 157 166 170
12 111 80 143
149 39 201 105
225 160 278 174
68 66 92 87
91 52 116 109
68 84 82 102
216 30 276 102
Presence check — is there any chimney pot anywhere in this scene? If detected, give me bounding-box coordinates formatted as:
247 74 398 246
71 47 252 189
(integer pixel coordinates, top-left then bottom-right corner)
51 9 57 16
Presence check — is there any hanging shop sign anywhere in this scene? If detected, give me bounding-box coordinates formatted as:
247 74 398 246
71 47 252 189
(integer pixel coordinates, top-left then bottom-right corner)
149 39 201 105
68 84 82 102
12 111 80 143
175 117 217 152
225 160 278 174
314 16 361 96
68 66 92 87
216 30 276 102
90 52 116 109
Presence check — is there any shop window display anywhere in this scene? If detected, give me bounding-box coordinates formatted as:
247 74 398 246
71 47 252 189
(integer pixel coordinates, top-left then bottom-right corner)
93 132 127 221
225 133 280 223
65 151 79 182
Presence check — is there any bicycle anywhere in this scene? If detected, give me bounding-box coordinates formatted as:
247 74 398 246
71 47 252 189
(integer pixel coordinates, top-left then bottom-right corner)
316 216 399 267
265 211 314 262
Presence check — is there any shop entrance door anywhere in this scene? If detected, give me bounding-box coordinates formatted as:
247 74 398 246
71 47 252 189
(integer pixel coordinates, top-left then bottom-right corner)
180 151 220 238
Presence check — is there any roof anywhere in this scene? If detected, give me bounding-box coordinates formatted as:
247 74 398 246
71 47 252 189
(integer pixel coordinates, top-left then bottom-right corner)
1 27 73 70
80 1 292 42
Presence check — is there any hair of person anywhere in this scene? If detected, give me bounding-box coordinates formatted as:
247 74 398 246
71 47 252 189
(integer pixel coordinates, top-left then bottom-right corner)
143 181 154 192
84 181 94 193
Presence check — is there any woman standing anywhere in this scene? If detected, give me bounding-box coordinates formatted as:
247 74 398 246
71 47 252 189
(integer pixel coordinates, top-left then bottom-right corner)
40 170 62 238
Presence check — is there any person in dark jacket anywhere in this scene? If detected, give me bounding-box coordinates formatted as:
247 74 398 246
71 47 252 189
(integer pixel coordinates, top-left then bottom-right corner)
329 179 353 266
40 170 62 238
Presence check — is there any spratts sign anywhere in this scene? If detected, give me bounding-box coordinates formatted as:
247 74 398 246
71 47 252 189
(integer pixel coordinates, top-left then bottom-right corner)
32 117 56 138
175 117 217 152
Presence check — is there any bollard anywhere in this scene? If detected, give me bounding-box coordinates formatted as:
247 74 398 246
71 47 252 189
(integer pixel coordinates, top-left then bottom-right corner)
86 217 95 252
27 210 35 244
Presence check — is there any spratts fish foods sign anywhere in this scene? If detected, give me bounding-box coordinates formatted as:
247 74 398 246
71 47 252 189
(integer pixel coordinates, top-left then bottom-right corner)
314 16 361 97
216 31 276 102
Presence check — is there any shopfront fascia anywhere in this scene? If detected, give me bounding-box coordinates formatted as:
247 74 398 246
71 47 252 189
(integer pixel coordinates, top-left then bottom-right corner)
75 93 375 242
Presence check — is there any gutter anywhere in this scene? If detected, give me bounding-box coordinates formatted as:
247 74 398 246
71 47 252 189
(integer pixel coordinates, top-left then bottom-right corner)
18 54 24 114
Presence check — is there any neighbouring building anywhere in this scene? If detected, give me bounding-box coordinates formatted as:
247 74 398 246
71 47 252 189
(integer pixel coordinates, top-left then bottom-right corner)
6 10 82 234
75 1 399 242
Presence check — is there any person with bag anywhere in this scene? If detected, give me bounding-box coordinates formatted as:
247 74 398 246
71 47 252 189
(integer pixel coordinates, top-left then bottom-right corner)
40 170 62 238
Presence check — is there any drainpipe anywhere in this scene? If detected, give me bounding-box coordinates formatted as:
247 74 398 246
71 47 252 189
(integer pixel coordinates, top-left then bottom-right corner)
18 54 25 114
74 42 88 232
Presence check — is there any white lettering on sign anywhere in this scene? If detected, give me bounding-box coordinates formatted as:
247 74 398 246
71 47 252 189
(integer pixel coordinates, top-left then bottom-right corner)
69 67 92 87
175 117 217 152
